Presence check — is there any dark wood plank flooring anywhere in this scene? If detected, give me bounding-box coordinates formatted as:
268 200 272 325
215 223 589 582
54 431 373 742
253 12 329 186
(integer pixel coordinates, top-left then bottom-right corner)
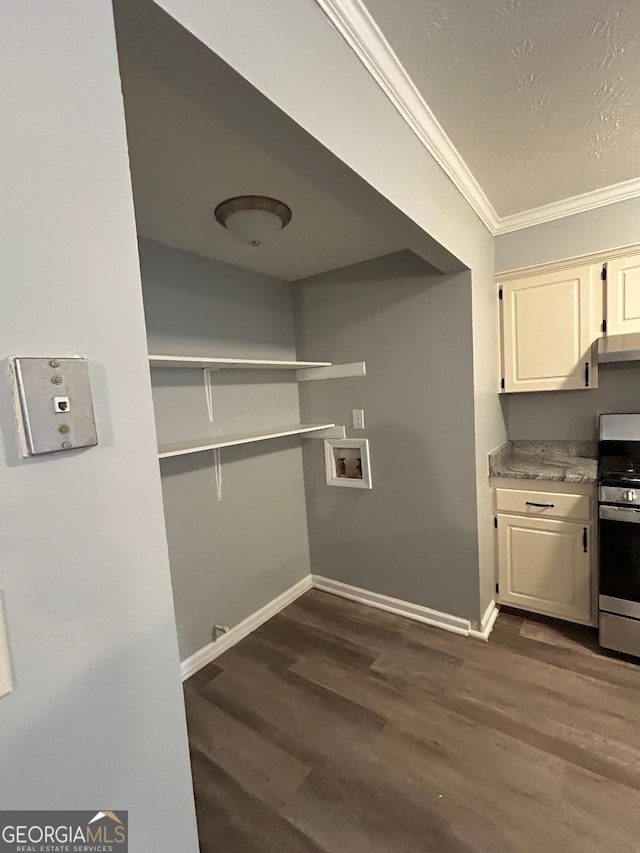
184 591 640 852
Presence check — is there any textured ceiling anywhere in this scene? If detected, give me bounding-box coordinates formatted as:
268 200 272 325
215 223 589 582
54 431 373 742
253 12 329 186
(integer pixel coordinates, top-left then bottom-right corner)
361 0 640 217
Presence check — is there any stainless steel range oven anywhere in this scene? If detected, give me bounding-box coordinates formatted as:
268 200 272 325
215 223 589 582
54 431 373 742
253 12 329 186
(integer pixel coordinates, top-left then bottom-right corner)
599 413 640 656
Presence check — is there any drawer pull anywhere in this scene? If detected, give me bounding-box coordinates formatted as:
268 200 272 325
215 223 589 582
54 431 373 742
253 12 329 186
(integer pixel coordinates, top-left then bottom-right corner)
583 527 588 553
525 501 555 508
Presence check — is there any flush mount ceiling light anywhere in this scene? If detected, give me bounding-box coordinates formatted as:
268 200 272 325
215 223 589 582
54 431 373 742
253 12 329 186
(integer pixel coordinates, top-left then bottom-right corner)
214 195 292 247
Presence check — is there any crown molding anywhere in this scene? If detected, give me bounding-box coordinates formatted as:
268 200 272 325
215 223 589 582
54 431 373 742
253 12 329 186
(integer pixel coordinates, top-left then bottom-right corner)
314 0 500 234
315 0 640 237
494 177 640 235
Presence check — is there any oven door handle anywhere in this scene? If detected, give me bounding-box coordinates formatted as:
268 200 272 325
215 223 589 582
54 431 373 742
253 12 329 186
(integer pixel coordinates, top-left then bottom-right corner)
599 504 640 523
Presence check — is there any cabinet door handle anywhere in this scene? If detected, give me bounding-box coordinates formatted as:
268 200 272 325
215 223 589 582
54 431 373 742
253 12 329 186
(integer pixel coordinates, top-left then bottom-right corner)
585 362 590 387
525 501 555 508
583 527 588 553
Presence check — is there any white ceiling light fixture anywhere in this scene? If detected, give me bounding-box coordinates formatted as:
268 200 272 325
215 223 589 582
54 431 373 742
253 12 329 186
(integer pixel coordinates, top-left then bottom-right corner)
214 195 292 247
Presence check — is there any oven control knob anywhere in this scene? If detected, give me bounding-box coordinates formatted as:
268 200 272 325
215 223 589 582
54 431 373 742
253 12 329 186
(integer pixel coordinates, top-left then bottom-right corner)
624 489 637 502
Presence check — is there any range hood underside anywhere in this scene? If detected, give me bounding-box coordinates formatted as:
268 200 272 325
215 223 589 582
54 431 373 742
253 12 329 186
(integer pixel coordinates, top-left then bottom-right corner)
598 333 640 364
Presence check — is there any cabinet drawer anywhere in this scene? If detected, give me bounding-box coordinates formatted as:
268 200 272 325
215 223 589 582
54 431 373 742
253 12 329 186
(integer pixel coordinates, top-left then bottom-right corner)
495 487 590 520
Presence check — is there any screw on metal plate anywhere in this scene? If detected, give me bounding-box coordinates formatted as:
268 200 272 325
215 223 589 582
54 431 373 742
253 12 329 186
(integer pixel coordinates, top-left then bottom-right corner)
11 356 98 456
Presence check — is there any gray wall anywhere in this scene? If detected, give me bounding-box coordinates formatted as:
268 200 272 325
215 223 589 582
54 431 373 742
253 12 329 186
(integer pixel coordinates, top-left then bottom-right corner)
139 239 311 659
295 252 481 622
468 242 505 621
146 0 505 625
503 366 640 440
497 199 640 441
0 4 198 849
496 197 640 272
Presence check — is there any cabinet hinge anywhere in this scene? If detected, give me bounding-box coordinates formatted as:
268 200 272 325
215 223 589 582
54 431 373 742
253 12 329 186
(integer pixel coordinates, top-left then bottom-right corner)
602 319 607 333
495 582 499 595
500 377 505 390
601 265 607 281
498 288 503 300
494 517 498 528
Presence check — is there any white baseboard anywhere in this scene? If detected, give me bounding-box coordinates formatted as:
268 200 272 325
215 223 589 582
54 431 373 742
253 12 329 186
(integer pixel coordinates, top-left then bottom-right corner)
312 575 486 638
181 574 500 679
469 598 500 642
180 575 312 681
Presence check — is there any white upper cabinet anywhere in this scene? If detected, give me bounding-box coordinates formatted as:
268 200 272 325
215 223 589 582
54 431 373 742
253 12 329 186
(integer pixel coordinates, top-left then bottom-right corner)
499 264 600 393
605 253 640 335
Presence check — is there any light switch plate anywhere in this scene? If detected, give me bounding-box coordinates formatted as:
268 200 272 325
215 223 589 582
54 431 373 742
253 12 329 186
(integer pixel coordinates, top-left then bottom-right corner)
11 357 98 456
0 596 13 699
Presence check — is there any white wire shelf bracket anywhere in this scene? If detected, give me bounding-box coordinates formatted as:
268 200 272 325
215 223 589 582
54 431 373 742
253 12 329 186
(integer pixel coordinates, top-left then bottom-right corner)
158 423 336 459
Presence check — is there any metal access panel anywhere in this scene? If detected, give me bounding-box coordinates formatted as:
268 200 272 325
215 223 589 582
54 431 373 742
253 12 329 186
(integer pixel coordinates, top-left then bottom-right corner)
11 357 98 456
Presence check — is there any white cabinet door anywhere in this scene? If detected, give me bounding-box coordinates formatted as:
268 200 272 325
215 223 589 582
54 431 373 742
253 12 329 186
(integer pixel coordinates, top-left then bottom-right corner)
499 265 599 392
497 515 592 623
606 253 640 335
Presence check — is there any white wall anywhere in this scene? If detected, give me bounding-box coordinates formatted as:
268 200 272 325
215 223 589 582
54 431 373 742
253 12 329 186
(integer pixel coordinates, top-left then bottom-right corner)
154 0 504 621
0 3 198 849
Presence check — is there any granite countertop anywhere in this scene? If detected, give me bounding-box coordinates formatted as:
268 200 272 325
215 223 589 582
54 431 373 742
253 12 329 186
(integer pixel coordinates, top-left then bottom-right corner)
488 440 597 484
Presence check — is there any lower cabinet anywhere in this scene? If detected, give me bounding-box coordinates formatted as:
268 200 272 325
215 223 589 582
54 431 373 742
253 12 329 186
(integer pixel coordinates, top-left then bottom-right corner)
496 515 592 623
493 481 595 625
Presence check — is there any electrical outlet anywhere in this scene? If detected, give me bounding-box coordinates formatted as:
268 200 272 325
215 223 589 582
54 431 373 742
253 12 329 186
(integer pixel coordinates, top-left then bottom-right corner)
352 409 365 430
